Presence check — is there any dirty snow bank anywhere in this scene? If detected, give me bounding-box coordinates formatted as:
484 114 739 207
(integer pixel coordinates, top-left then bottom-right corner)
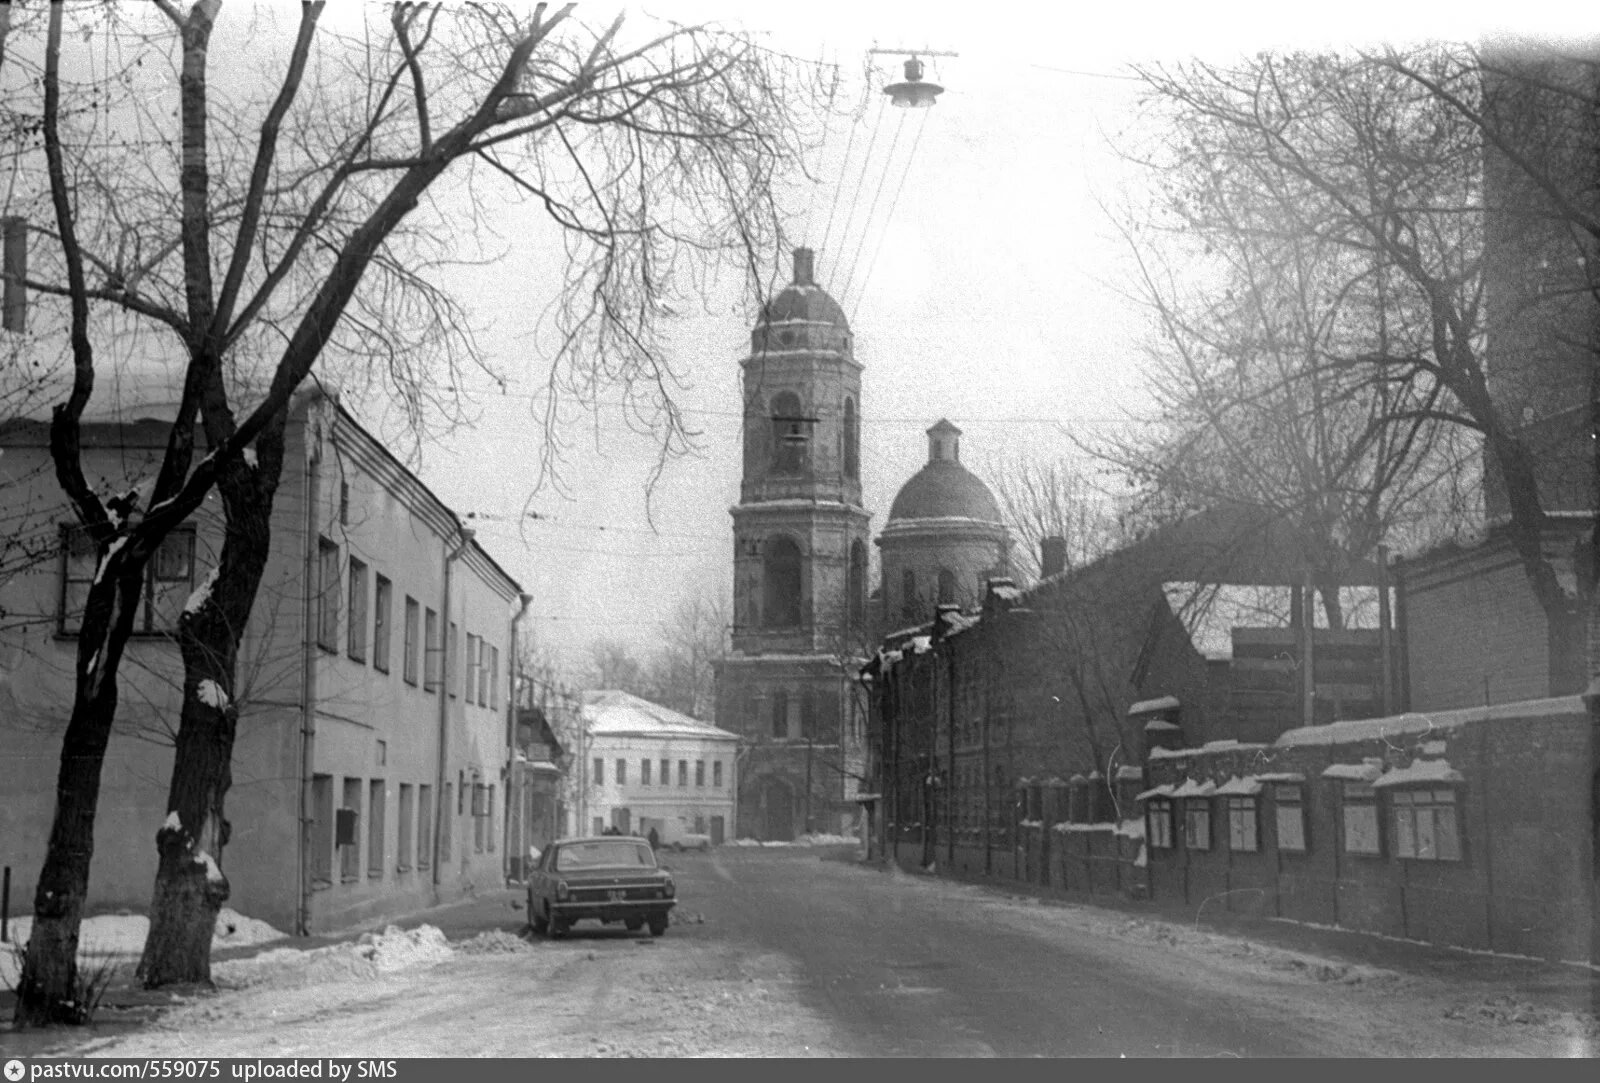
213 924 451 989
728 833 861 848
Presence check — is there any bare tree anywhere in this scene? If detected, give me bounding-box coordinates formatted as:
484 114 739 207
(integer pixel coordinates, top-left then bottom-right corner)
1123 48 1588 647
6 0 833 1020
984 450 1123 582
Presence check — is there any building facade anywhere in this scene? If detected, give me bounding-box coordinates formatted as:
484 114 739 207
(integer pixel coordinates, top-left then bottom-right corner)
573 690 737 846
714 248 871 840
0 389 525 934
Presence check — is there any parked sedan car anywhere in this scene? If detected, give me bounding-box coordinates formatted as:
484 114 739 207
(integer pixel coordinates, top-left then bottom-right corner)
526 836 676 938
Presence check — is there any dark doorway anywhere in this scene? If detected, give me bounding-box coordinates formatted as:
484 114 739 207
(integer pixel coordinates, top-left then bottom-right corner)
759 777 795 841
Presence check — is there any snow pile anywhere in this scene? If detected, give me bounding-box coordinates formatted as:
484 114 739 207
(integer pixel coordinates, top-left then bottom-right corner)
454 930 533 955
213 924 452 990
213 907 288 949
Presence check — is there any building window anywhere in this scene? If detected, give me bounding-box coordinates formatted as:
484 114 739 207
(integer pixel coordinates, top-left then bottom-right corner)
1146 798 1175 849
473 782 487 853
593 758 604 787
339 479 350 526
477 638 490 706
1392 788 1461 861
347 558 368 662
311 774 334 886
318 538 340 651
616 759 627 786
366 779 385 878
373 575 392 672
1341 782 1381 855
59 524 199 636
713 760 723 789
762 535 803 628
423 608 439 690
695 760 705 787
487 786 496 853
641 759 652 786
1184 799 1212 851
440 782 452 862
659 759 669 788
402 597 420 685
397 784 415 871
447 622 458 698
1274 784 1307 852
1226 796 1259 852
937 567 957 605
466 634 479 702
843 396 859 480
489 646 500 709
770 390 808 474
848 540 866 629
771 689 788 739
341 777 363 882
678 760 688 787
418 784 433 869
901 568 918 622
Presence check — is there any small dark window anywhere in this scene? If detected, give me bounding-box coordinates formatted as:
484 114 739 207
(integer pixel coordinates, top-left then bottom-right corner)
1341 782 1381 855
763 535 802 628
843 397 859 480
1184 798 1212 851
771 688 789 739
1274 784 1307 852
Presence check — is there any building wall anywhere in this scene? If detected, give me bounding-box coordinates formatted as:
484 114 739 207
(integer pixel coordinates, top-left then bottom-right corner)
1400 532 1580 709
581 733 737 843
0 396 522 935
1135 699 1596 964
877 521 1007 627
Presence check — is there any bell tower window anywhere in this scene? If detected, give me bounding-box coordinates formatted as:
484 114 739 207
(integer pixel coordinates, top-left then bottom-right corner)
771 391 811 475
763 534 803 628
844 397 859 480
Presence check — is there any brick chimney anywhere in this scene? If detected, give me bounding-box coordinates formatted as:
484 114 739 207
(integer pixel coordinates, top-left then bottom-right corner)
793 247 815 286
1040 536 1067 579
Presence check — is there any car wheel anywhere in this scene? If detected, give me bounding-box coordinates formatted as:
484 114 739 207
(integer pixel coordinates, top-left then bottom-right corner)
550 918 571 939
529 898 548 935
625 919 643 932
648 915 668 937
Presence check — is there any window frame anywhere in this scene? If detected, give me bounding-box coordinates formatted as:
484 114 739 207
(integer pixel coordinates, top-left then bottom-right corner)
641 759 652 786
1273 784 1308 853
347 557 368 662
317 538 340 651
1183 798 1212 851
1226 795 1259 852
58 523 201 637
423 607 439 690
402 596 420 686
372 574 392 673
616 758 627 786
1340 781 1382 856
1390 786 1463 862
1146 798 1175 850
713 760 723 789
678 760 688 787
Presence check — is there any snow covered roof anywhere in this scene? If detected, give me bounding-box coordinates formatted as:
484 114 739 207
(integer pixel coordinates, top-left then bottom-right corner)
1254 772 1306 784
1371 759 1463 788
1115 765 1145 781
1274 696 1587 747
1136 784 1176 801
1214 775 1263 796
1169 778 1217 799
581 690 736 740
1129 695 1180 716
1321 760 1385 783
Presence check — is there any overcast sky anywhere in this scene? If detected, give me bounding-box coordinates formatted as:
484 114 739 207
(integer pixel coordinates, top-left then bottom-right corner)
366 0 1588 675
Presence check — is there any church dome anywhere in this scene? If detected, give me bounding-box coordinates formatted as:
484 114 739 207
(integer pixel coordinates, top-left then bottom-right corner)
886 420 1003 524
751 248 851 355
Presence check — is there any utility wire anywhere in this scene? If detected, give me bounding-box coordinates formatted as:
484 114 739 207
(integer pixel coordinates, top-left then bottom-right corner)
849 107 930 325
838 109 908 304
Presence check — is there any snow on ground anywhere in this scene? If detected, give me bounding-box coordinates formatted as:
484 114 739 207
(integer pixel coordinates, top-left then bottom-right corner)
1 908 286 987
727 833 861 848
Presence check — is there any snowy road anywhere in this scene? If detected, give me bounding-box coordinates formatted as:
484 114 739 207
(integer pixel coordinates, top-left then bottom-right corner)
40 847 1600 1057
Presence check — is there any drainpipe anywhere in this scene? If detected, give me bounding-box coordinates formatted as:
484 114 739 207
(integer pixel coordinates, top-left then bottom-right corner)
431 524 474 893
504 592 533 876
296 406 324 937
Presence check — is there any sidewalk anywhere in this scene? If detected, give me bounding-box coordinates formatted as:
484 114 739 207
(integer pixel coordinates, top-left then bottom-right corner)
843 849 1600 1022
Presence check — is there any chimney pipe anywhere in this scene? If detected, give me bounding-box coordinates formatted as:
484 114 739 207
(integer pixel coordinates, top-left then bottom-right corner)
793 247 815 286
1040 536 1067 579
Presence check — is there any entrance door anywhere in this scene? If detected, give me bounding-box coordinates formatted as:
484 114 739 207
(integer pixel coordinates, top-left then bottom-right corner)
613 807 632 835
759 777 794 841
710 816 725 846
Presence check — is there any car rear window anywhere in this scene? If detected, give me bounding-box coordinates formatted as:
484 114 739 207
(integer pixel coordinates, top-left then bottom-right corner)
554 840 656 870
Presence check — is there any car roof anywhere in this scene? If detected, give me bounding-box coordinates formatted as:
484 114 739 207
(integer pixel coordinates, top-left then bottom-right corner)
548 835 650 846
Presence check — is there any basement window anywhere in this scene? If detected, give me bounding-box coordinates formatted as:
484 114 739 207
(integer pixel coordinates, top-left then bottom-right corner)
1390 788 1461 862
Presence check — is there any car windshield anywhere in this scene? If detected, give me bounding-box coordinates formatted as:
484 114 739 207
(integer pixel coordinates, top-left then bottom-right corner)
553 840 656 871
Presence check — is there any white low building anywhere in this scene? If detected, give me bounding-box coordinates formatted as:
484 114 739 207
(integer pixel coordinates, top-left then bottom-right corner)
574 691 738 846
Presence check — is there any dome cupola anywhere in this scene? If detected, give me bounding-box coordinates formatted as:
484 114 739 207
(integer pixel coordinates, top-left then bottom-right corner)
887 419 1002 523
750 247 851 356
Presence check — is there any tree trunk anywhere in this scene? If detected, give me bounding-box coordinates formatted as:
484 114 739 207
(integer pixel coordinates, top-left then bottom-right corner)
14 571 146 1026
139 439 281 987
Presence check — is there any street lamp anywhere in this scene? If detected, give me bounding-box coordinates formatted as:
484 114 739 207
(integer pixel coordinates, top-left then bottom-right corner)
870 48 957 109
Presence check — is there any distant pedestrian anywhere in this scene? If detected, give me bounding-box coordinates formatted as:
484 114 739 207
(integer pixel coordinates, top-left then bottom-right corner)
647 827 660 850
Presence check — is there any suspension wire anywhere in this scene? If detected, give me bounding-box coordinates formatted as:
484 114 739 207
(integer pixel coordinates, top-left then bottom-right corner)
848 107 930 325
837 107 908 306
818 59 882 261
800 48 841 250
820 88 887 293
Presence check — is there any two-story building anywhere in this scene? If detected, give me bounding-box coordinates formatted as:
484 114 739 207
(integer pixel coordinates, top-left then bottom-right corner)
575 690 738 846
0 387 526 933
